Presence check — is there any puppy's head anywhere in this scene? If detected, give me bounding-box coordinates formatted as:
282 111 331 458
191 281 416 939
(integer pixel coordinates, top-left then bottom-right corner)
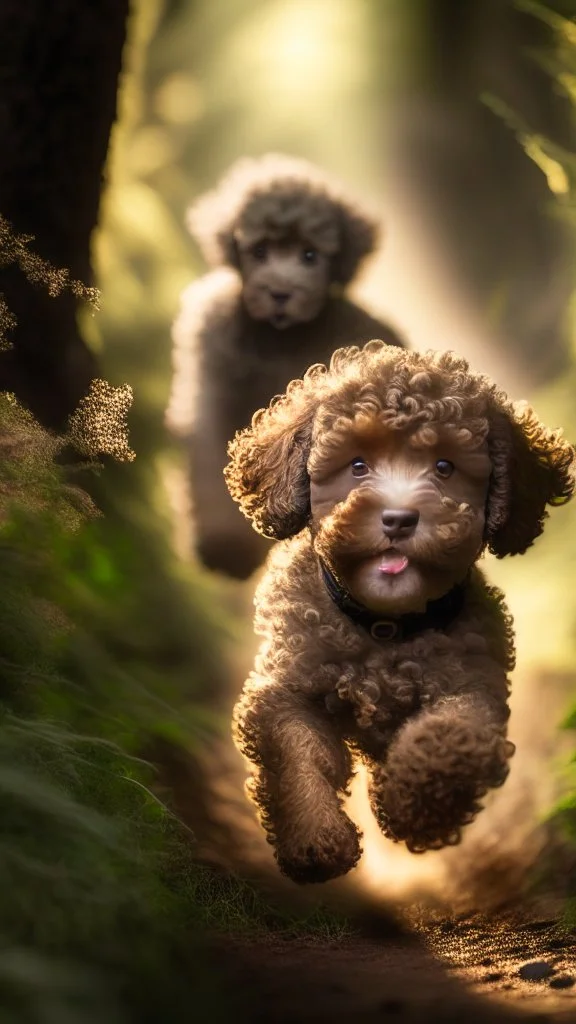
236 236 332 329
187 154 378 330
226 343 575 613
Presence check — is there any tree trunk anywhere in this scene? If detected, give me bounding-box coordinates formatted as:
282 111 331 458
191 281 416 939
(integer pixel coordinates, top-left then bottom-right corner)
376 0 575 386
0 0 130 429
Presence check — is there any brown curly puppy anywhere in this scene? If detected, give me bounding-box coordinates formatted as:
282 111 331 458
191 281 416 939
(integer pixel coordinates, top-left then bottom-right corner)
166 154 404 580
224 341 575 884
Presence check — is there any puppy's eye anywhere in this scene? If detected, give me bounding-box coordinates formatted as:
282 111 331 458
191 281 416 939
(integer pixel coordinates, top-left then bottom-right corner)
302 247 318 265
351 458 369 477
251 242 268 261
435 459 455 479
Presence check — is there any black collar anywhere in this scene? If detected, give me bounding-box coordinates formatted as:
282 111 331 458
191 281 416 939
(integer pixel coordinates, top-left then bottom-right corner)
320 560 466 643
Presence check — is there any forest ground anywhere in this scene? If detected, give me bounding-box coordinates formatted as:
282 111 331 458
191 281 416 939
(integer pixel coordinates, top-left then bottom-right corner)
171 654 576 1023
218 901 576 1023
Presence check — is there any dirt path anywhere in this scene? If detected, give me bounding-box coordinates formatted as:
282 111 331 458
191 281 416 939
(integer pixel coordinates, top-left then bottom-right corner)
219 910 576 1023
161 672 576 1022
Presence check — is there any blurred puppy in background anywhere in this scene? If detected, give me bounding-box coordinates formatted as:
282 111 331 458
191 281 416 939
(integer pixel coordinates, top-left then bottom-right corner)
166 154 404 580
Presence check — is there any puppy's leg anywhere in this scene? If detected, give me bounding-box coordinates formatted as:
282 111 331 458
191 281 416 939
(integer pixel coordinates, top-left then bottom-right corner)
192 457 271 580
188 406 271 581
235 689 362 884
368 694 514 852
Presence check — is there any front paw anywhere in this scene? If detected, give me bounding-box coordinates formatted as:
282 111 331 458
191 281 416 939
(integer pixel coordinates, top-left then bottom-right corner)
275 817 362 885
369 717 514 853
371 769 484 853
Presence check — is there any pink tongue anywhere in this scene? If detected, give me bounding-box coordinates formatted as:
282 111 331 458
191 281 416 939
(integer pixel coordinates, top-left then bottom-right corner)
379 553 409 576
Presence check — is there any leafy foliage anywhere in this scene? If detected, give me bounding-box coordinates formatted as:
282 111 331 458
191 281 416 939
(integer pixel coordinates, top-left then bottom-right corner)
0 214 99 352
0 394 237 1023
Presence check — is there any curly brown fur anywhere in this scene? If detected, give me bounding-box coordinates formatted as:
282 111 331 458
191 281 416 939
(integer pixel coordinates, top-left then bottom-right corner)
225 342 575 884
368 697 514 853
165 155 404 580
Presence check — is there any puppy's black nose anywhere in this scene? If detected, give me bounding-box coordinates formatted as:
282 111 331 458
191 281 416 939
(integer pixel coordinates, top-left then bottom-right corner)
381 508 420 538
270 291 290 305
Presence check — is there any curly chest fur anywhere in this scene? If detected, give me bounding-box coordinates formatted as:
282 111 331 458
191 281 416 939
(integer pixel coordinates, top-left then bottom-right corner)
254 540 514 758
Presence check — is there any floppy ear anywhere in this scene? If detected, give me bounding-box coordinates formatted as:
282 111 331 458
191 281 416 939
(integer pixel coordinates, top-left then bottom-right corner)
485 400 575 558
331 200 379 286
185 156 272 269
224 371 325 539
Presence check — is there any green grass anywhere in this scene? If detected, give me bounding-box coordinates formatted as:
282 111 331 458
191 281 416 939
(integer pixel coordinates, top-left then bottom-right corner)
0 394 232 1020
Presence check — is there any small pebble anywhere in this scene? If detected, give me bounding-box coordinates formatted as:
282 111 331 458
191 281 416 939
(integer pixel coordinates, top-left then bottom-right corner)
549 976 575 990
518 961 555 982
481 972 503 983
479 957 494 967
